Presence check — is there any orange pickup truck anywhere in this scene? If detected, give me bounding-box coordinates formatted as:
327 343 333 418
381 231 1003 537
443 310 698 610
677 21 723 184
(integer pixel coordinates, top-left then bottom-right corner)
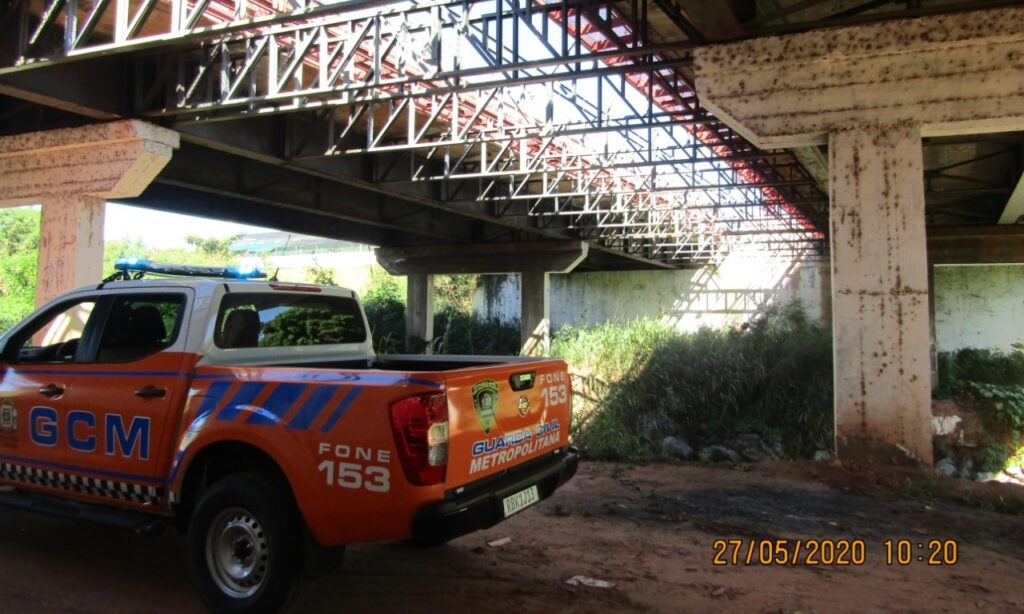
0 261 577 612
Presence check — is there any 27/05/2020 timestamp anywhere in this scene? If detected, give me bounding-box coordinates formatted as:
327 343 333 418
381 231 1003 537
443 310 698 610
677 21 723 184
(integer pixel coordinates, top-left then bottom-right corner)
711 539 959 566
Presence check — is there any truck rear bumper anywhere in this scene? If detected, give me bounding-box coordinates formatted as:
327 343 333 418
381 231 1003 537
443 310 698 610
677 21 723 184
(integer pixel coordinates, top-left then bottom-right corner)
411 446 579 545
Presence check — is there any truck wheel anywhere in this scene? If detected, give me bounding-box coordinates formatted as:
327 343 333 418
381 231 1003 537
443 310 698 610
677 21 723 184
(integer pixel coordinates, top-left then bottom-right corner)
187 472 301 613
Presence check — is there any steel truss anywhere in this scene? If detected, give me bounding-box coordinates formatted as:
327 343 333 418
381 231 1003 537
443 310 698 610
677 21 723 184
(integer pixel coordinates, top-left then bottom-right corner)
9 0 828 266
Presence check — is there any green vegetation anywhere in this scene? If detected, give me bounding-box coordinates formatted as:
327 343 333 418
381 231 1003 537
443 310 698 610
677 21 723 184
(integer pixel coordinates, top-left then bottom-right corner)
306 263 337 286
104 236 240 271
936 348 1024 472
186 234 240 256
433 309 519 355
361 267 406 354
0 208 40 332
359 270 519 355
555 304 834 461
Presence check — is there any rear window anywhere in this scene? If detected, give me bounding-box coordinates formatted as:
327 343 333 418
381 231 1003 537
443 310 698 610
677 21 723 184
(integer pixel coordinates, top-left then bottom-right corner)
214 293 367 349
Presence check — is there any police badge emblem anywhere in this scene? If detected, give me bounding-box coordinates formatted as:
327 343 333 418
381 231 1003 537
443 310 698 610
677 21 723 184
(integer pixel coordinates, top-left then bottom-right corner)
517 395 530 417
471 380 499 433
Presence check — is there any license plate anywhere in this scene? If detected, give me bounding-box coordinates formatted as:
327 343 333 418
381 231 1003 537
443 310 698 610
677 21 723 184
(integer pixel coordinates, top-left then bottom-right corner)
502 485 540 518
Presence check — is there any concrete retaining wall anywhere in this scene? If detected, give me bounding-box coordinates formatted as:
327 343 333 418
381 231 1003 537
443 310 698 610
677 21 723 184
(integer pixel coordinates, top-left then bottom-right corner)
475 250 832 332
304 252 1024 353
934 264 1024 353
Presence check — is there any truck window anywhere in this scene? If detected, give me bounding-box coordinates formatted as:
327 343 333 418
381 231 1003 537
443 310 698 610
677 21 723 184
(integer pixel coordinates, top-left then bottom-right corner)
215 293 366 349
95 295 186 363
12 299 97 363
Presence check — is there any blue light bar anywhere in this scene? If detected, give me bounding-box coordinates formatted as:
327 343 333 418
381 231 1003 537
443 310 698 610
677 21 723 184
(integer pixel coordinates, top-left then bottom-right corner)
114 257 267 279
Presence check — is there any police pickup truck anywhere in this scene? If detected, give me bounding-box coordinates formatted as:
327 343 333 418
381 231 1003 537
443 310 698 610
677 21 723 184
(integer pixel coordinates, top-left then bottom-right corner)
0 260 577 612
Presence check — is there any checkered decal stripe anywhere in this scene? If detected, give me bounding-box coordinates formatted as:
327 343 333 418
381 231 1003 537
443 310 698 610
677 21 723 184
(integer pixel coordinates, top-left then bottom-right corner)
0 462 161 505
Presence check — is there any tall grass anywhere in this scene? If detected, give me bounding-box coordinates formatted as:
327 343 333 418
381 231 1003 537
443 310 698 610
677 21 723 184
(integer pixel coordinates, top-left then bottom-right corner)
553 304 834 460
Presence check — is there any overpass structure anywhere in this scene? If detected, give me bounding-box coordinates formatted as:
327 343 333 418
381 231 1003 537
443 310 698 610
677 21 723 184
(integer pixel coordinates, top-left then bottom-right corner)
0 0 1023 464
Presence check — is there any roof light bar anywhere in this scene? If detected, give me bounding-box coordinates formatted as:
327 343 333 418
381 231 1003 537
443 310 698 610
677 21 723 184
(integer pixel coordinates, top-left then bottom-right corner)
113 257 267 280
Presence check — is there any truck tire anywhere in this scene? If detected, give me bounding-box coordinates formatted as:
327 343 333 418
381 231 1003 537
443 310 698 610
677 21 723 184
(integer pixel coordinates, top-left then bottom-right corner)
187 472 302 613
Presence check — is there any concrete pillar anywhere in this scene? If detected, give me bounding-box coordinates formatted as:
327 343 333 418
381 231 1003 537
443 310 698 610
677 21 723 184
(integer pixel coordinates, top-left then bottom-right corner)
405 274 434 354
693 9 1024 464
520 271 550 356
0 120 178 305
818 261 833 329
928 262 938 392
830 124 932 464
35 195 105 306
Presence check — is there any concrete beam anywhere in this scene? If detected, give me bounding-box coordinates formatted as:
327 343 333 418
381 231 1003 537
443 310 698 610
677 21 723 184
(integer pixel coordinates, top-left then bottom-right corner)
998 171 1024 225
830 124 932 465
694 7 1024 149
375 241 588 275
0 120 179 205
520 271 550 356
405 275 435 354
0 120 178 304
928 225 1024 264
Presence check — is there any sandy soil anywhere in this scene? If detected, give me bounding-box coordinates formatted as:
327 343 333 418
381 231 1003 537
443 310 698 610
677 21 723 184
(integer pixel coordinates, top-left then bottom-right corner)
0 460 1022 613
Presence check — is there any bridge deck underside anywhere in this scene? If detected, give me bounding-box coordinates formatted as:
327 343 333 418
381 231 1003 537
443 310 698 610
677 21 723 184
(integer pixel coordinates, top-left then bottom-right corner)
0 0 857 269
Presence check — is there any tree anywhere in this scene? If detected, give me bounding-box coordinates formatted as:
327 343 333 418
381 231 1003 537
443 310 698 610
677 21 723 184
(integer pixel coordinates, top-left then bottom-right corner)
0 208 40 332
307 263 337 286
186 234 240 256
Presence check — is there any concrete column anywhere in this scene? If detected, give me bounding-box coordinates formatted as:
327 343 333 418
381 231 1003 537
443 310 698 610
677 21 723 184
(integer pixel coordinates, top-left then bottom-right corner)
928 262 938 392
520 271 550 356
830 124 932 464
35 195 105 305
0 120 178 305
405 274 434 354
818 261 833 329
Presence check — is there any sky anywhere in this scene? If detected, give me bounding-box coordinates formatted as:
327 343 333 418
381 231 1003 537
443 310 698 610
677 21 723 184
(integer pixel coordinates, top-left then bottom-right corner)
104 203 275 249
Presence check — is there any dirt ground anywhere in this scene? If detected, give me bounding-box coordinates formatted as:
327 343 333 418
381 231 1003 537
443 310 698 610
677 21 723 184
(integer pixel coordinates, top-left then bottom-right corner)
1 460 1023 613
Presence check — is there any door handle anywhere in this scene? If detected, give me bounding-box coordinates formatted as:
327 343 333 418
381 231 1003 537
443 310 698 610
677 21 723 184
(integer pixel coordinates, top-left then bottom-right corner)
38 384 64 397
134 386 166 399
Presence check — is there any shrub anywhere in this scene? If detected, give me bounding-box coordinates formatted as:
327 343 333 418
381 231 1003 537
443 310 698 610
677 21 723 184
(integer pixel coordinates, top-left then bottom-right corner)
553 303 834 460
362 269 406 354
433 308 519 355
360 270 519 356
937 347 1024 471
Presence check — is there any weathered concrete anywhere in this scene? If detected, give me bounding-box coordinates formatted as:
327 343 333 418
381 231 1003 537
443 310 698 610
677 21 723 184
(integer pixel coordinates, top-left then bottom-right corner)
928 226 1024 265
35 194 106 307
934 264 1024 353
406 274 434 354
0 121 178 304
476 250 831 331
692 8 1024 465
520 271 550 356
375 241 588 275
829 124 932 465
694 7 1024 149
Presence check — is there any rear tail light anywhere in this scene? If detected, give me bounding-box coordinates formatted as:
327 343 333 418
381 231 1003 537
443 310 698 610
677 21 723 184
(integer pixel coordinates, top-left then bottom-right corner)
389 392 448 486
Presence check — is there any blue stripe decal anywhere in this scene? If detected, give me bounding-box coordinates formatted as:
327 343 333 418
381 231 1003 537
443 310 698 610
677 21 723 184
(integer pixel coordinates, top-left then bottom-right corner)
14 369 188 378
320 388 363 434
246 383 307 426
287 386 337 431
192 381 233 425
194 372 442 388
0 452 162 485
166 450 186 486
216 382 267 422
